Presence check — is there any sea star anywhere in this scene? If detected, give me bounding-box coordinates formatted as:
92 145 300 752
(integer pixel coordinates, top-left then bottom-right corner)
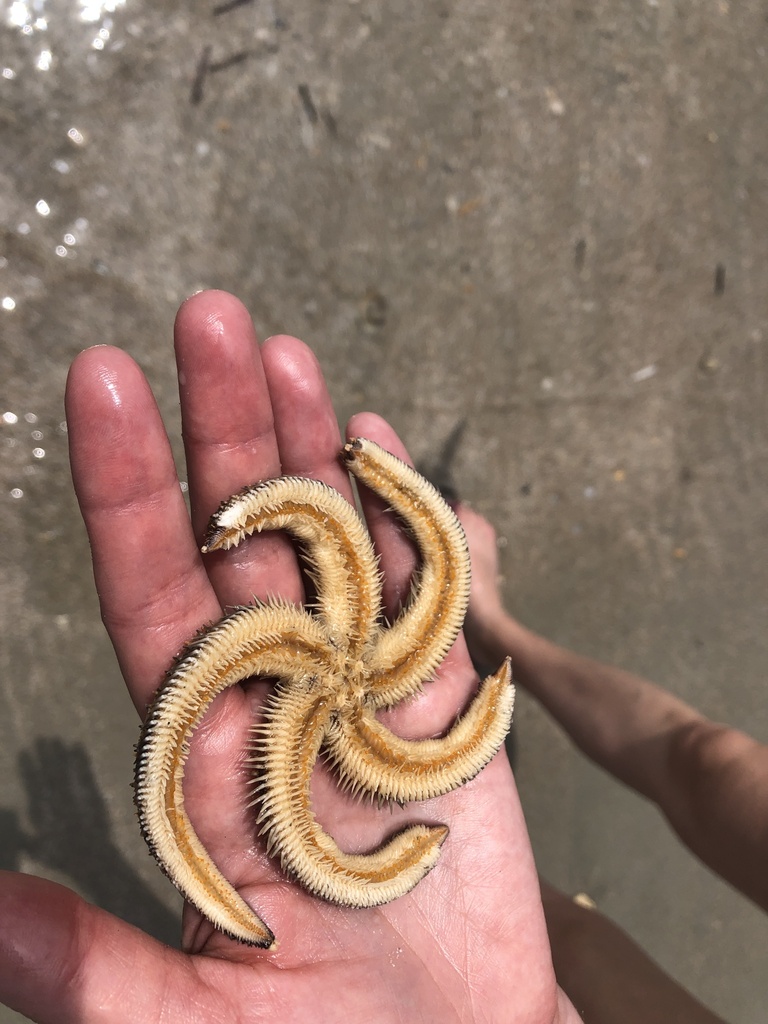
134 437 514 948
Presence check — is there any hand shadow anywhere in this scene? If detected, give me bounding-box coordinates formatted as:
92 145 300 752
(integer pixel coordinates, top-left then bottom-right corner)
14 737 180 946
0 809 27 872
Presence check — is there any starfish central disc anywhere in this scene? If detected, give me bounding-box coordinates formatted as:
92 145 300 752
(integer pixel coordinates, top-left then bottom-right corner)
134 437 515 948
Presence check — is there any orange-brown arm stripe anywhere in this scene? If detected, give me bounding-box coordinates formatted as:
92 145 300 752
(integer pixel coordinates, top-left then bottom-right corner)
254 682 449 906
203 477 382 656
134 604 331 947
342 438 471 707
324 659 515 804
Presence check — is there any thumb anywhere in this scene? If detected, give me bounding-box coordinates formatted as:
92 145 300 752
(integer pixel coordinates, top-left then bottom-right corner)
0 872 193 1023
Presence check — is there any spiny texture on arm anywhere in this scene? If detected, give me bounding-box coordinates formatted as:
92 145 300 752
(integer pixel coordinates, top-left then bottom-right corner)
134 437 514 947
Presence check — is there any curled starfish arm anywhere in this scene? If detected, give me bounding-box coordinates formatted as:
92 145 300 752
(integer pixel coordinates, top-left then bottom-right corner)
134 603 331 948
324 659 515 804
202 475 382 653
342 438 471 708
135 436 513 944
254 687 449 907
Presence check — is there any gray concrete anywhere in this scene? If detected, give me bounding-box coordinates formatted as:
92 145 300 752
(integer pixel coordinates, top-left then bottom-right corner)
1 1 767 1020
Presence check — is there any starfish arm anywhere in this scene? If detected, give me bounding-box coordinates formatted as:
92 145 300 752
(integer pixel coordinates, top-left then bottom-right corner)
325 660 515 804
255 685 449 907
202 476 382 654
134 603 331 948
342 438 471 707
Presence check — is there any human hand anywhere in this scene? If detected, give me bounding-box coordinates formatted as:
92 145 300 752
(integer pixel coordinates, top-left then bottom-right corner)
454 505 507 621
453 503 518 671
0 291 575 1023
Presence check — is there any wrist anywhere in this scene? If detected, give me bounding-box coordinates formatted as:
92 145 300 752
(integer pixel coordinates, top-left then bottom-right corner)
465 604 526 669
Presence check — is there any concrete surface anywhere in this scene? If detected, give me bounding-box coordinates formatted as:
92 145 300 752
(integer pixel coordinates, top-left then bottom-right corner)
1 1 767 1020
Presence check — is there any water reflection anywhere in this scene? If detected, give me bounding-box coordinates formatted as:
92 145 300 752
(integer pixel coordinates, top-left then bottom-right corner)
5 0 126 31
4 0 128 67
79 0 125 23
6 1 49 33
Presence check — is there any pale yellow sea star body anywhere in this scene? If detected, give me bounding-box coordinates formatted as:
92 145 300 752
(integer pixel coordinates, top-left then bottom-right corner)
134 438 514 948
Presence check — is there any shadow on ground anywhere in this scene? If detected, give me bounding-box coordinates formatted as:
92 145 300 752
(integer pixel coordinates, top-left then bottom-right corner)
0 738 178 947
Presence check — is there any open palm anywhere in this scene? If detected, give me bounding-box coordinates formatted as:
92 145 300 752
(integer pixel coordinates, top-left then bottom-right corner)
0 291 574 1024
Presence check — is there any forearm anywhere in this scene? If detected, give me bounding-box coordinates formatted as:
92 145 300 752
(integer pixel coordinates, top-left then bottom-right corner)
468 611 701 802
468 609 768 911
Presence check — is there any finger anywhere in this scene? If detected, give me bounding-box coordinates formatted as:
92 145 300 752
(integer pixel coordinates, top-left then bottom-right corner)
178 330 364 891
262 334 354 501
174 292 304 610
68 343 270 904
153 302 367 899
0 873 206 1024
66 346 220 714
